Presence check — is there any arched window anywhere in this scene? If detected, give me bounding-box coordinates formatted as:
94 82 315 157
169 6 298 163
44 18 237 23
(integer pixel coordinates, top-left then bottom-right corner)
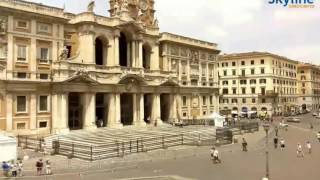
119 32 128 67
142 43 151 70
95 36 108 65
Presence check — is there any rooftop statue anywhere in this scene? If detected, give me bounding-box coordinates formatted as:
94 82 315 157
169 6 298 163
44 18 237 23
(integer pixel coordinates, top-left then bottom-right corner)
87 0 95 12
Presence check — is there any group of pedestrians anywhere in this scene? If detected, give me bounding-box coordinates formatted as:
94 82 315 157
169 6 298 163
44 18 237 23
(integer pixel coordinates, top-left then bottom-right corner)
36 159 52 176
1 160 23 177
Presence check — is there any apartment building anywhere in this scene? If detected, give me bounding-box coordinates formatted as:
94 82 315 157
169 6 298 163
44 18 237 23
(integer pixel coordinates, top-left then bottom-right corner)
219 52 299 116
297 63 320 111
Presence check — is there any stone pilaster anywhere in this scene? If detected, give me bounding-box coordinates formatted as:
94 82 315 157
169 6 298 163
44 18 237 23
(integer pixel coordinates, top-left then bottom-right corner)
30 94 37 130
131 41 136 67
151 43 160 71
134 94 146 127
52 93 69 134
6 94 13 131
138 40 143 68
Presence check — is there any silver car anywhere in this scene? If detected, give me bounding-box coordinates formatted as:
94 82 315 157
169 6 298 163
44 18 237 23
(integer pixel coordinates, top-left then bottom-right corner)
286 117 301 123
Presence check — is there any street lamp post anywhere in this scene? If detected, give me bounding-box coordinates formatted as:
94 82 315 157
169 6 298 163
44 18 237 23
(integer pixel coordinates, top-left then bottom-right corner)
263 123 270 180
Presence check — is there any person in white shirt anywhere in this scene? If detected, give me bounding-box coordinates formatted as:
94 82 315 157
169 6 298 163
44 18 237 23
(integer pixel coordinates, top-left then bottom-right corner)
210 147 221 164
306 141 312 154
297 143 304 158
280 139 285 151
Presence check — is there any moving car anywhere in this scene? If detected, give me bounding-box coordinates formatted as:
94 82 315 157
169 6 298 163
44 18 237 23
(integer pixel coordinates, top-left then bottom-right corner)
286 117 301 123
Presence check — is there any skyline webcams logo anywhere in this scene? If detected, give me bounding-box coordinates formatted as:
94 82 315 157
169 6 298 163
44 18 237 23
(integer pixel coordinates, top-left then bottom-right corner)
268 0 315 8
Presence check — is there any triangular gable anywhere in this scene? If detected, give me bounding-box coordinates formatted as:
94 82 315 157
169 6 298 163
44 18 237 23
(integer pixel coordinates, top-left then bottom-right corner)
60 71 99 85
160 79 180 87
118 74 147 85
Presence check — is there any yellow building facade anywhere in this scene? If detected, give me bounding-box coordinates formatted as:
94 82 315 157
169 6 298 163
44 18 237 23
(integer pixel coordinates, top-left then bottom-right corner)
0 0 220 134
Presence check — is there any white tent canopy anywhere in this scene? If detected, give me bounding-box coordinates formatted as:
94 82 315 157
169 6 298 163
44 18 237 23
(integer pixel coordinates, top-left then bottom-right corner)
206 112 226 127
0 134 17 162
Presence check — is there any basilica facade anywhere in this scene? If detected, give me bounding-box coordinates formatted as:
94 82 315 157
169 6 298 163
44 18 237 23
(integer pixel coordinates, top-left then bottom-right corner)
0 0 220 135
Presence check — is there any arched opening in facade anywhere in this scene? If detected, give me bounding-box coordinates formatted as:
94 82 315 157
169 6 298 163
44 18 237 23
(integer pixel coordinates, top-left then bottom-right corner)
68 93 83 130
251 107 257 111
95 37 108 65
120 93 133 125
302 104 307 111
142 43 152 70
144 94 153 124
119 32 128 67
241 107 248 112
160 94 171 122
232 107 238 111
261 107 268 112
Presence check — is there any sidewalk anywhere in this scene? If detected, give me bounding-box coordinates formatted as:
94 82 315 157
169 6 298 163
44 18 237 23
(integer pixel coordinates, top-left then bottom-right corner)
0 127 267 178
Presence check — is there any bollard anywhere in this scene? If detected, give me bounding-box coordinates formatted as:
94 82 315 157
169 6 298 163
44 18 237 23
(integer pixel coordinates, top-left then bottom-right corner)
181 134 184 145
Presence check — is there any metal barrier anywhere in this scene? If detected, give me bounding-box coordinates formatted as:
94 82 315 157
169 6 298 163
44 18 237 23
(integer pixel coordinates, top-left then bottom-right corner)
17 135 45 152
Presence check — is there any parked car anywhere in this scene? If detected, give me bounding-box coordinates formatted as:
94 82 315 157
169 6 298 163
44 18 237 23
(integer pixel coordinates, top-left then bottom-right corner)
279 122 289 128
312 113 318 116
316 116 320 119
286 117 301 123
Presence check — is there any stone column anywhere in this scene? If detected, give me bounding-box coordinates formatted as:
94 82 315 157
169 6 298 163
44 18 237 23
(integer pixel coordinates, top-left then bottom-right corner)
187 60 191 85
206 63 209 84
7 34 13 79
30 94 37 130
114 34 120 66
134 94 146 127
199 95 203 118
52 93 69 134
83 93 97 130
169 94 177 122
107 93 122 128
138 40 143 68
150 43 160 71
131 41 136 67
6 94 13 131
178 60 182 82
127 42 131 67
133 93 137 124
151 94 162 126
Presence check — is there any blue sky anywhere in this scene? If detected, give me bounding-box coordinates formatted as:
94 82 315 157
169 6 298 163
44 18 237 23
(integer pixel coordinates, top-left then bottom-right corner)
26 0 320 64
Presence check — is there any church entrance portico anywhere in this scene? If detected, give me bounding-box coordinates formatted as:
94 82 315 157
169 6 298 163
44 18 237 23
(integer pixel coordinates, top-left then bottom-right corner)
68 93 82 130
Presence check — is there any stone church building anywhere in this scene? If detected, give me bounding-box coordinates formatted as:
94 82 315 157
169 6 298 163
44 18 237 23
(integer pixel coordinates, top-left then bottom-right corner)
0 0 220 135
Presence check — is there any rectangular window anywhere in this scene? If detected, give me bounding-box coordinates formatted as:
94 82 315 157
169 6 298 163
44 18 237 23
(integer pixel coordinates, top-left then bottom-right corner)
222 89 229 94
250 79 256 84
182 96 187 106
17 72 27 79
241 61 245 65
262 98 266 103
242 98 246 103
39 74 49 80
251 60 254 65
242 88 246 94
39 121 48 128
261 68 265 74
39 48 49 63
252 98 256 103
17 21 27 29
223 70 227 76
251 88 256 94
261 87 266 95
259 79 267 84
232 99 237 103
232 80 236 85
251 69 255 75
232 70 236 76
241 69 245 76
210 96 213 105
17 45 27 61
39 95 48 112
232 62 236 66
16 123 26 130
233 88 237 94
38 23 50 33
261 59 265 64
17 96 26 113
0 44 7 58
202 96 207 105
222 81 228 85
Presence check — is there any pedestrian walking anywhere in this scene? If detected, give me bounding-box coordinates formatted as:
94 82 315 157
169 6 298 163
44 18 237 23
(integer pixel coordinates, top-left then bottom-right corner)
310 123 314 130
242 138 248 152
306 141 312 154
316 131 320 142
45 160 52 175
275 126 279 136
17 160 23 176
280 138 285 151
2 161 10 177
273 136 278 149
211 147 221 164
36 159 43 176
297 143 304 158
11 164 17 177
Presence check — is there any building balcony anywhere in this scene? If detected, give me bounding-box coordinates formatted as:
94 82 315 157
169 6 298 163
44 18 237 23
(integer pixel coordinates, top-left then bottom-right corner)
258 91 279 97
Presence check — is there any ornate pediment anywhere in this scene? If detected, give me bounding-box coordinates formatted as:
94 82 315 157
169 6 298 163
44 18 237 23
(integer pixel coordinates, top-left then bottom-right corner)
118 74 147 85
61 70 99 85
160 78 180 87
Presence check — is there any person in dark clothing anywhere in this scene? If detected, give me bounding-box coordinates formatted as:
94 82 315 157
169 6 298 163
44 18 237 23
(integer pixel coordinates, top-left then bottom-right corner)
275 126 279 136
2 161 10 177
242 138 248 152
36 159 43 176
274 136 279 149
